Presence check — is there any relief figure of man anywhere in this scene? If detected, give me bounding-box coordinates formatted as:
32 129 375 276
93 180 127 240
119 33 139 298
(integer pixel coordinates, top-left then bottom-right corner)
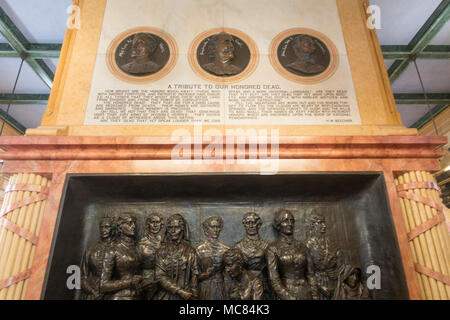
286 35 326 74
202 32 242 76
121 33 160 75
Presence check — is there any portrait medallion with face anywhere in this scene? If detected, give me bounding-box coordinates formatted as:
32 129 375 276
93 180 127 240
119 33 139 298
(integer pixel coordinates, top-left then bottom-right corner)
269 28 339 84
107 27 178 83
189 28 258 83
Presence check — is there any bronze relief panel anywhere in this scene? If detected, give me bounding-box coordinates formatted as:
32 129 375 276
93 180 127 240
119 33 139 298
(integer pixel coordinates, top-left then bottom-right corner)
79 207 372 300
44 174 409 300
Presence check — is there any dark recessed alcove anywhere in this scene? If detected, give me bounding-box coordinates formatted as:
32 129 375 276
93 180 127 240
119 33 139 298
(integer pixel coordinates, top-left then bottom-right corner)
42 173 409 300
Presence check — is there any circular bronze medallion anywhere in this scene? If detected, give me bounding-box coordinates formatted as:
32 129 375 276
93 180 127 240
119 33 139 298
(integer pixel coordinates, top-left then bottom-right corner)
189 28 258 83
269 28 338 84
107 27 178 83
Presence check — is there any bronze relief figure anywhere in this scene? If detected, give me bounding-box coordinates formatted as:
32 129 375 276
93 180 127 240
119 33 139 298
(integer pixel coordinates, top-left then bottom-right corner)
333 265 371 300
196 31 253 78
114 32 171 77
265 209 318 300
286 35 326 74
100 213 143 300
277 34 331 77
234 212 271 299
80 217 115 300
306 213 342 300
154 214 199 300
119 34 161 75
201 32 242 76
197 216 230 300
137 213 164 300
222 248 264 300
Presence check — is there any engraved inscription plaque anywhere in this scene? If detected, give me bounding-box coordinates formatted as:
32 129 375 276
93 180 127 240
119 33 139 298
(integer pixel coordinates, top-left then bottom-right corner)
86 0 362 125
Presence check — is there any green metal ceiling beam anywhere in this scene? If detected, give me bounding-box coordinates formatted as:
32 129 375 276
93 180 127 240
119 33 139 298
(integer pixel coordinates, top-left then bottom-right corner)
27 59 54 88
0 7 28 52
0 43 15 57
387 0 450 83
382 45 450 59
410 104 448 129
394 93 450 104
0 93 49 105
0 108 26 134
0 43 61 58
27 44 62 58
0 6 54 88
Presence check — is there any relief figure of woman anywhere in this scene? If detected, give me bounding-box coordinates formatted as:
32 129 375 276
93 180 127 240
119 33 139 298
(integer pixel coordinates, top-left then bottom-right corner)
137 213 164 300
265 209 318 300
196 216 230 300
234 212 271 299
80 217 115 300
306 213 342 300
333 265 371 300
154 214 199 300
100 213 143 300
